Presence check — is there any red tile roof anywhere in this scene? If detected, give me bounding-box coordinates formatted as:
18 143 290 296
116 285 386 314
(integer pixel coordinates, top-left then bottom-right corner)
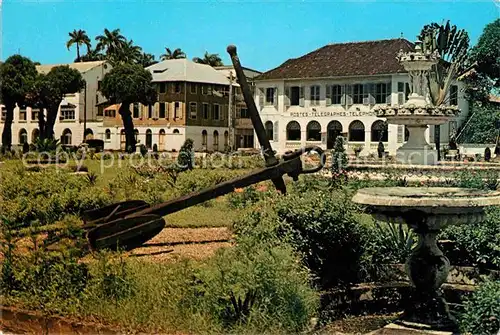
256 38 414 80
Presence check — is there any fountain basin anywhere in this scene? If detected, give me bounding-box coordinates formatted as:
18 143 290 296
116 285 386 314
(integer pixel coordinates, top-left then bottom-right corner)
375 105 461 165
353 187 500 229
352 187 500 330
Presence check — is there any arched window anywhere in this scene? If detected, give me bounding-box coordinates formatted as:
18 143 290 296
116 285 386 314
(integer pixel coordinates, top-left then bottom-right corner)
120 129 126 150
84 128 94 140
19 129 28 145
405 127 410 142
224 131 229 147
306 121 321 141
146 129 152 149
286 121 301 141
202 130 208 146
349 121 365 142
159 129 166 151
32 129 40 143
105 129 111 140
173 129 180 134
134 129 139 142
371 120 388 142
265 121 274 141
213 130 219 151
61 128 72 145
327 121 343 149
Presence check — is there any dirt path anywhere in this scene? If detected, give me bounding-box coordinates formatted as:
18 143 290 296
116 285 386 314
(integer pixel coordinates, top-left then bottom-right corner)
126 227 232 262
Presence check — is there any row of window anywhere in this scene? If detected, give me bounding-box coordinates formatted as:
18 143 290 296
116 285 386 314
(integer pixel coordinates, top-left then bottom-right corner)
156 82 239 96
122 102 229 121
262 84 459 107
263 120 389 143
1 107 76 122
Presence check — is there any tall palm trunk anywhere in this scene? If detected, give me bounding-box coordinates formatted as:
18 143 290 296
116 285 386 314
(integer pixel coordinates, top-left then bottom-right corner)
119 103 136 152
1 104 15 150
76 44 80 62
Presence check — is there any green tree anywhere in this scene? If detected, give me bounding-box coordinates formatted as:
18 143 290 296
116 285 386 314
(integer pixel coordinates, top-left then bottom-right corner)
112 39 142 65
331 136 348 174
469 19 500 89
100 64 157 152
138 52 157 67
79 47 105 62
66 29 92 62
193 52 224 67
458 101 500 144
160 47 186 60
177 138 194 170
29 66 85 139
418 21 470 159
0 55 38 149
95 28 126 59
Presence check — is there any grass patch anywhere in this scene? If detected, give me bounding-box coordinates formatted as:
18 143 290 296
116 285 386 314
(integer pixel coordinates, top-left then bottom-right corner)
166 199 241 228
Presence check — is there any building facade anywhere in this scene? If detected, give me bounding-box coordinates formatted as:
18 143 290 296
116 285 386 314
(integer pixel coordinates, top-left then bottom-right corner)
1 61 112 148
253 39 469 155
100 59 254 152
214 65 262 150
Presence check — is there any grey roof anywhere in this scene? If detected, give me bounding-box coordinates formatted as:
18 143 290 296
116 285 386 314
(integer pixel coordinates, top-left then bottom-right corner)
146 59 233 85
36 61 107 74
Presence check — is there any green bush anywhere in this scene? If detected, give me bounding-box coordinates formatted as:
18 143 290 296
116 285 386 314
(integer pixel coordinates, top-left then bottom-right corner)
0 165 112 227
234 188 370 289
439 206 500 269
177 138 194 170
193 243 318 332
460 280 500 335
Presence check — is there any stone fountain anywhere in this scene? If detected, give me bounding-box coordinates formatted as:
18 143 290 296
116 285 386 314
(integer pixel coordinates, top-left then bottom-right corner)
375 41 460 165
353 187 500 332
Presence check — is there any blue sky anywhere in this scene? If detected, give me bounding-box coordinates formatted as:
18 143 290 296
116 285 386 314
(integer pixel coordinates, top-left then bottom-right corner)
2 0 499 72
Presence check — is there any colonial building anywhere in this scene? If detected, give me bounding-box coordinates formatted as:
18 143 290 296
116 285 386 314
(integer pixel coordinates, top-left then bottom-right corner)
253 39 469 155
102 59 248 152
1 60 111 148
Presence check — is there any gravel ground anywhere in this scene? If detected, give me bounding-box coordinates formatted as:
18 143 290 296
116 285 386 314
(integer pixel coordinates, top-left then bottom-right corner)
127 227 232 262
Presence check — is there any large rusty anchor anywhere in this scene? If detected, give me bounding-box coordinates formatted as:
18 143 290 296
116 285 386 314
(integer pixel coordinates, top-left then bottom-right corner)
83 45 326 251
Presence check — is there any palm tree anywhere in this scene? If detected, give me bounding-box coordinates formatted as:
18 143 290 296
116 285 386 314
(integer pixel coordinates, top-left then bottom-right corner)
79 47 104 62
66 29 91 62
192 52 224 67
111 39 142 65
160 48 186 60
138 53 158 67
95 28 127 57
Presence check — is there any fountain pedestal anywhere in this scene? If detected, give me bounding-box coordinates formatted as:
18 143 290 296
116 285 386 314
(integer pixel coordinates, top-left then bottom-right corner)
397 125 437 165
352 187 500 331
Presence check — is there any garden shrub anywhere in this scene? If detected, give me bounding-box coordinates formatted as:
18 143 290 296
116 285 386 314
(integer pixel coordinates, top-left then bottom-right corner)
193 242 318 333
274 190 370 288
0 166 112 227
234 188 371 289
177 138 194 170
484 147 491 162
439 206 500 270
460 280 500 335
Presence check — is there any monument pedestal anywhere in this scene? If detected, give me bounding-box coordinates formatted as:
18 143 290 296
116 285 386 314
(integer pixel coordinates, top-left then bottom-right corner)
396 125 437 165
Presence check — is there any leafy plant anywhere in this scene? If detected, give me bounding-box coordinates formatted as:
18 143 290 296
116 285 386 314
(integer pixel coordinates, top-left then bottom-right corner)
177 138 194 171
460 280 500 335
484 147 491 162
34 137 61 153
377 141 385 159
